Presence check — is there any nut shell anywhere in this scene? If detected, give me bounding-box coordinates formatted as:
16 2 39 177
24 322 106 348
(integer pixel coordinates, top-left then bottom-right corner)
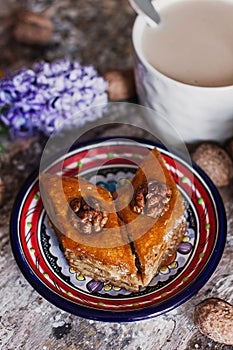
194 298 233 345
192 143 233 187
103 69 136 101
13 11 53 45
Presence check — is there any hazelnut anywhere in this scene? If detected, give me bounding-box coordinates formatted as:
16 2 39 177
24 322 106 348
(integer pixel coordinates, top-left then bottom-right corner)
194 298 233 345
13 11 53 45
103 69 136 101
192 143 233 187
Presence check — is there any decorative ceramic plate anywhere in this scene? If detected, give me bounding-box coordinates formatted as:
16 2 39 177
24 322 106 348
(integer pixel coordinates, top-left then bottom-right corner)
10 139 227 322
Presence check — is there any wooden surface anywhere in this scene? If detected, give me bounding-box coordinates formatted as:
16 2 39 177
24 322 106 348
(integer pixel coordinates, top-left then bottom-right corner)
0 1 233 349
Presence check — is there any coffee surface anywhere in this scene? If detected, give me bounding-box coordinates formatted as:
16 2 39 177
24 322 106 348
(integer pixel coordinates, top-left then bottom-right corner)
142 0 233 87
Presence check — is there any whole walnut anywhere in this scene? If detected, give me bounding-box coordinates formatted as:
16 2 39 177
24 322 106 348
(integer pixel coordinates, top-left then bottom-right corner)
194 298 233 345
103 69 136 101
13 11 53 45
192 143 233 187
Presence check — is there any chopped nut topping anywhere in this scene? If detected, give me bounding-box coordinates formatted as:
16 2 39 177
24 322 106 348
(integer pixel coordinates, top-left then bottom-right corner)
132 180 172 219
70 197 108 235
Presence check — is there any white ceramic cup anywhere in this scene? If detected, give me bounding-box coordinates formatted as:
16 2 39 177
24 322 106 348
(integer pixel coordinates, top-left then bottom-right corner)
132 2 233 144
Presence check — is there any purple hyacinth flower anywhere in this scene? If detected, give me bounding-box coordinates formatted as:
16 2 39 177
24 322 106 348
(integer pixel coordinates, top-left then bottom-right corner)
0 59 108 138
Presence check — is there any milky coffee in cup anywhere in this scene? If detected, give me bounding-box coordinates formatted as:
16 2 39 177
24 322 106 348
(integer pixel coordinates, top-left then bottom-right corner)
142 0 233 87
